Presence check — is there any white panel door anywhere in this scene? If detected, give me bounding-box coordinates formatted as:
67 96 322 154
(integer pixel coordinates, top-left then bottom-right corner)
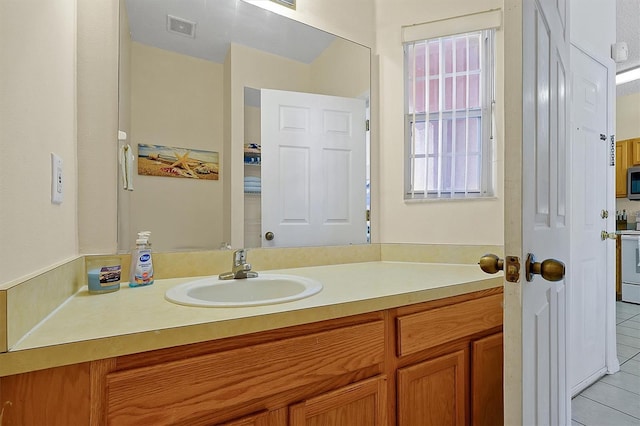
569 45 617 395
506 0 571 424
261 89 367 247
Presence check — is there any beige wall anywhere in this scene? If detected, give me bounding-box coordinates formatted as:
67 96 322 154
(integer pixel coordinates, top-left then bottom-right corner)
122 43 225 252
310 38 371 98
617 93 640 141
0 0 79 285
77 0 119 255
374 0 505 245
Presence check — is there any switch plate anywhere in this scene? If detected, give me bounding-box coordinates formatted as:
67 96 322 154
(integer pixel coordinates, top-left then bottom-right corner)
51 153 63 204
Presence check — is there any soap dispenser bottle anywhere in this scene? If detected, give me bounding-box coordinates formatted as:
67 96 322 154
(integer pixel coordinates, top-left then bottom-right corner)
129 231 154 287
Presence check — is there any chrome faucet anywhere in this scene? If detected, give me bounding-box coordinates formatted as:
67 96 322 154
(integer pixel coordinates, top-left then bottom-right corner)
219 249 258 280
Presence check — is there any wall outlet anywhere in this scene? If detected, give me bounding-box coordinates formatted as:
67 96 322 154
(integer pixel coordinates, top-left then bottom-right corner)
51 153 63 204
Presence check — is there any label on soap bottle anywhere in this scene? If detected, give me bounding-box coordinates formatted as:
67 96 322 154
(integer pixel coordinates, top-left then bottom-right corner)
133 249 154 285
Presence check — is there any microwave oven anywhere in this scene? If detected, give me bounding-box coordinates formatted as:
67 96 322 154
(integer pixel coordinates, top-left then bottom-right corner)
628 166 640 200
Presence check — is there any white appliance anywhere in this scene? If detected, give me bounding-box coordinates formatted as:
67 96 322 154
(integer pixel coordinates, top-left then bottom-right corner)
621 232 640 303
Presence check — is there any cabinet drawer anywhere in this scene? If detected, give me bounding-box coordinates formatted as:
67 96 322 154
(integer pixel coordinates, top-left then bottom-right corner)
397 294 502 356
106 321 384 425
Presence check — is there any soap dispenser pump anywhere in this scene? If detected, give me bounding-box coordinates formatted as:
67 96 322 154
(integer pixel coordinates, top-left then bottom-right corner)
129 231 154 287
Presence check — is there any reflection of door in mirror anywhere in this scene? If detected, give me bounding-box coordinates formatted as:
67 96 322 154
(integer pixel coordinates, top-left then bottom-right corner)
256 89 367 248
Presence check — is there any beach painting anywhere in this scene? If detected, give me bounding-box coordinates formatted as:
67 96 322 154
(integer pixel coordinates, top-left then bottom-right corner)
137 144 219 180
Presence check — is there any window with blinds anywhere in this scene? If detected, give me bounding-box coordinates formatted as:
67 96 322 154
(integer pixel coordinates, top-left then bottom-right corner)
404 29 495 200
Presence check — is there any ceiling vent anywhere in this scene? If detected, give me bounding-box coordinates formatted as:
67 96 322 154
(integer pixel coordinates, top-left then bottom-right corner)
167 15 196 38
269 0 296 9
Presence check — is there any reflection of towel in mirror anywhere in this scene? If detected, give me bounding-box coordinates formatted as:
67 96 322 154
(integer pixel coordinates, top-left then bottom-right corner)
244 176 261 193
120 144 135 191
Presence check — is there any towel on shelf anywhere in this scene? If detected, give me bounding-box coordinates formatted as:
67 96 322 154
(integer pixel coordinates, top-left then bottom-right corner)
244 176 261 183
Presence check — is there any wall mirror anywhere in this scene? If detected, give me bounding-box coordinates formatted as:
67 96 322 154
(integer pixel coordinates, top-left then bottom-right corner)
118 0 371 252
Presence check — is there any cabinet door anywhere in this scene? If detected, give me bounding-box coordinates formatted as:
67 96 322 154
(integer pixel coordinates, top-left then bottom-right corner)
397 349 467 426
616 141 629 197
289 376 387 426
471 332 503 426
631 138 640 166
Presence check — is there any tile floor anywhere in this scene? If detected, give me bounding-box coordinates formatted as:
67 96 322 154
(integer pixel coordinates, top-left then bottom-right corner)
571 301 640 426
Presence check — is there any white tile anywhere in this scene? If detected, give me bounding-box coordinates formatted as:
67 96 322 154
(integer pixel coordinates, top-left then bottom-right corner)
618 343 640 359
618 312 636 322
581 381 640 418
617 302 640 315
600 371 640 394
617 334 640 349
618 325 640 338
620 358 640 377
572 395 640 425
620 318 640 330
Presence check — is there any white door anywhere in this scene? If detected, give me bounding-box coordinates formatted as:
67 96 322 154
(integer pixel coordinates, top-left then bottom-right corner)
502 0 571 424
260 89 367 248
569 45 618 395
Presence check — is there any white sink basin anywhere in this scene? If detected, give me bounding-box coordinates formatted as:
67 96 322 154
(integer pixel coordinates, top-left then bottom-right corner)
165 274 323 307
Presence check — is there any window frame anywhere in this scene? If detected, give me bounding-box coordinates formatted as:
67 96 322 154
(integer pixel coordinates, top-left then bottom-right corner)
404 29 496 200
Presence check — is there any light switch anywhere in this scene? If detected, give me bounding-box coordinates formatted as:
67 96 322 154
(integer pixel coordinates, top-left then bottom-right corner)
51 153 63 204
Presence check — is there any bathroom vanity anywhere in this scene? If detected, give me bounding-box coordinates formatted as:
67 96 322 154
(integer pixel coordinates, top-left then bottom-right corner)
0 261 503 425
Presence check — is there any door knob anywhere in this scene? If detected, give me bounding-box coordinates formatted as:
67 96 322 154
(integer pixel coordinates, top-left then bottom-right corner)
264 231 274 241
525 253 565 282
478 254 504 274
479 254 520 282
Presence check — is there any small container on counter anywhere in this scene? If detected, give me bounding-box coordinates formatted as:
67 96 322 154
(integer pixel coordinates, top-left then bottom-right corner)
86 256 122 294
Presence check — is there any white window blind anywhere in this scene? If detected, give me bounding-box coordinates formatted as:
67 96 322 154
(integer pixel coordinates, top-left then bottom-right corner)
404 28 496 200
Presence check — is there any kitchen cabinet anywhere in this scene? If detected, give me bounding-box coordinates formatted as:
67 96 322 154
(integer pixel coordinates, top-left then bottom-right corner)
630 138 640 166
616 140 630 198
0 288 502 426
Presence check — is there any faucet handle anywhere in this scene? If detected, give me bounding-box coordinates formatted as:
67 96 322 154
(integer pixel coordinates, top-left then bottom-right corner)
233 249 247 265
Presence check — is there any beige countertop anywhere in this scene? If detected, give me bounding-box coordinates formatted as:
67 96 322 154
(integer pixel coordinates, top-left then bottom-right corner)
0 261 502 377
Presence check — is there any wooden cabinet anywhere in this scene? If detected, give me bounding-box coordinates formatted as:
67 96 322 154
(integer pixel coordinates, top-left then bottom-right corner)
220 411 273 426
630 138 640 166
0 288 503 426
471 332 504 426
393 291 503 426
289 376 387 425
398 350 467 426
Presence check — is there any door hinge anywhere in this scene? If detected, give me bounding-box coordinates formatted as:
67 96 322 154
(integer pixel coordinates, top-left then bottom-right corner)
366 119 370 131
610 135 616 166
